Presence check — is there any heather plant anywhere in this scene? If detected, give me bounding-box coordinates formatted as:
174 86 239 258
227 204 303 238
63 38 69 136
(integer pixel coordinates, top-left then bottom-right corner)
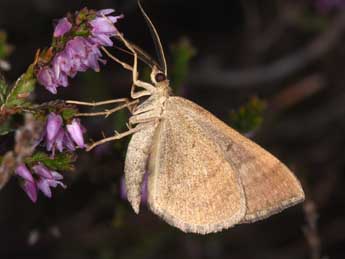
0 8 123 202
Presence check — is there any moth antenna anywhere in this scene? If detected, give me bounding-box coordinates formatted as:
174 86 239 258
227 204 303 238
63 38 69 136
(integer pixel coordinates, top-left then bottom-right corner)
114 42 160 69
138 0 168 75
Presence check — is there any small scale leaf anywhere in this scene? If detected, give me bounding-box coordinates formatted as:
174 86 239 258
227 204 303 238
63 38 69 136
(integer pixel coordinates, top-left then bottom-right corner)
25 152 75 172
4 64 36 108
62 108 77 121
0 31 13 59
0 75 8 105
229 96 266 134
0 118 14 136
170 38 196 93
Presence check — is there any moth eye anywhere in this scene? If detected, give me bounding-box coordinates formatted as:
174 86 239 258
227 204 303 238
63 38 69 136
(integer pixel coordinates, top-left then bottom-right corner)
155 73 166 82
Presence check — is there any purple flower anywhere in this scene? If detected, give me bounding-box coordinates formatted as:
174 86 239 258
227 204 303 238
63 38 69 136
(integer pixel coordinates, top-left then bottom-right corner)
36 67 59 94
89 10 123 47
15 164 35 182
15 163 66 202
63 132 76 151
97 9 116 16
33 164 66 198
15 164 38 203
36 9 122 93
65 37 105 73
66 119 85 148
42 112 86 154
23 181 38 203
54 18 72 37
46 113 63 152
52 50 74 78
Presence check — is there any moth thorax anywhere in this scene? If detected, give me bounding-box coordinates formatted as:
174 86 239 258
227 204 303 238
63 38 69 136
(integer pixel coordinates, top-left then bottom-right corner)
155 81 171 97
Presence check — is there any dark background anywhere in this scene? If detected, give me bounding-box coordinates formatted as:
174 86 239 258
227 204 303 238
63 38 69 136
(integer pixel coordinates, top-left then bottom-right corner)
0 0 345 259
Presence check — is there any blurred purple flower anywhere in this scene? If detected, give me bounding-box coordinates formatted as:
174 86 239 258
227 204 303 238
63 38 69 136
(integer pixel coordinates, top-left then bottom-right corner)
16 163 66 202
54 18 72 37
43 113 86 154
33 164 66 198
37 9 122 93
15 164 37 203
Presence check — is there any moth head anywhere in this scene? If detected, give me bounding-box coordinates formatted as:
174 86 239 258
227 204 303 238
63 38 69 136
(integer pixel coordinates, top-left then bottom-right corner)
151 65 168 85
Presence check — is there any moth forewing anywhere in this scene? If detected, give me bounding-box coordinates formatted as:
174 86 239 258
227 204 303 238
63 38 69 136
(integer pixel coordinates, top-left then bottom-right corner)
167 97 305 223
147 102 247 234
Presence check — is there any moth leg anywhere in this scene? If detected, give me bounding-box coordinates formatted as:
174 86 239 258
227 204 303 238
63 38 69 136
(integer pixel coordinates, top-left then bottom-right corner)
130 83 152 99
86 123 151 151
104 40 153 99
66 98 130 107
101 46 133 72
102 14 155 98
101 14 156 96
73 100 139 118
116 33 156 98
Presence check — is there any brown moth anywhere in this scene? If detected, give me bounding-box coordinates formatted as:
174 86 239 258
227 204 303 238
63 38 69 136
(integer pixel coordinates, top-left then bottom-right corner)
86 2 305 234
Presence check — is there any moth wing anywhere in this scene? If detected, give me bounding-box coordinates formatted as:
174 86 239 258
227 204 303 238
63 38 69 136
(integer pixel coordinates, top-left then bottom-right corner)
147 102 246 234
125 122 158 213
169 97 305 223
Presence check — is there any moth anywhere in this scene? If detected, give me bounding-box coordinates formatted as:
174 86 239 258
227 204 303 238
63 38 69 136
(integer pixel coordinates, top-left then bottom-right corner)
81 2 305 234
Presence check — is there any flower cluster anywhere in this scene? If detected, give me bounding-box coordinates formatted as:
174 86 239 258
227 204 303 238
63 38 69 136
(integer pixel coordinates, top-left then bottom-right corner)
15 163 66 203
37 9 123 94
43 112 85 155
12 111 85 202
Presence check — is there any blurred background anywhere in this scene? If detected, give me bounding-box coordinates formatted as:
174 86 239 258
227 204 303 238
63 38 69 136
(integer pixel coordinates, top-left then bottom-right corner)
0 0 345 258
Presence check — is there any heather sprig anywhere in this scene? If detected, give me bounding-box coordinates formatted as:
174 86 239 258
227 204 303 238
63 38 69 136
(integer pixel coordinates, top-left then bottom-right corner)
15 163 66 202
36 8 123 94
0 7 123 203
43 112 86 156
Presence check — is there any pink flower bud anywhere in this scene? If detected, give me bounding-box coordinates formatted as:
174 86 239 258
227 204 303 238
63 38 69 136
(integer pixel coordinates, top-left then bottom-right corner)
15 164 34 183
23 180 38 203
54 18 72 37
66 119 85 148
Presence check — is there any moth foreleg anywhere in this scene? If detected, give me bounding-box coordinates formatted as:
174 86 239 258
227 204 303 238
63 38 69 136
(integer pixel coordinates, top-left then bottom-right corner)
86 124 148 151
101 46 133 72
72 100 138 118
116 33 156 97
66 98 130 107
130 83 152 99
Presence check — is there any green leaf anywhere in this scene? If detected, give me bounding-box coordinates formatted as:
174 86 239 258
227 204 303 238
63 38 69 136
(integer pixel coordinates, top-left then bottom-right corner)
0 31 12 59
4 64 36 108
62 108 77 121
170 38 196 93
25 152 75 172
0 75 8 105
229 97 266 134
0 118 13 136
